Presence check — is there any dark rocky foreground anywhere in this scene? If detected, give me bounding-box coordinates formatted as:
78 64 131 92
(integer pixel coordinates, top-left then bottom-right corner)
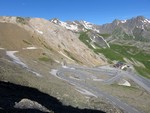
0 81 105 113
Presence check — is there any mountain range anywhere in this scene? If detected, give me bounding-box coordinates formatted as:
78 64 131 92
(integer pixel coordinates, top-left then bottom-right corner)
51 16 150 41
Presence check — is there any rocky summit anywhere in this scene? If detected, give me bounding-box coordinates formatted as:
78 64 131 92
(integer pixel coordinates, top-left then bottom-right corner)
0 16 150 113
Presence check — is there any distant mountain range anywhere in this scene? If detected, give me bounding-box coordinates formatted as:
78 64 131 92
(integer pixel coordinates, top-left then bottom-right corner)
50 16 150 42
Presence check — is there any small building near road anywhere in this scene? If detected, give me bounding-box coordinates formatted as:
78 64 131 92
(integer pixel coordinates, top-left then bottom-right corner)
113 61 130 70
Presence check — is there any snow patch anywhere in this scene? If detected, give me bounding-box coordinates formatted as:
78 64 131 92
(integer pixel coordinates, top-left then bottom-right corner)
53 20 58 24
68 24 78 31
23 47 38 50
36 29 43 34
6 51 28 68
73 21 78 26
81 21 93 30
81 21 100 32
50 69 58 76
54 60 60 63
62 65 75 70
28 70 42 77
0 47 4 50
91 43 96 49
143 19 150 24
59 21 78 31
118 79 131 86
93 28 100 33
121 65 127 70
93 78 103 81
121 20 126 23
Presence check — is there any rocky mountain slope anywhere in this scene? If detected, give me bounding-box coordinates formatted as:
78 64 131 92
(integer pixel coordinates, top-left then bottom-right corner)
0 16 105 66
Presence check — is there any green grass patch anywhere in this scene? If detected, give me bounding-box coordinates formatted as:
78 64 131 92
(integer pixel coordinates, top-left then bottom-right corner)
94 48 124 61
96 44 144 61
38 57 53 62
134 66 150 79
93 44 150 79
79 32 93 49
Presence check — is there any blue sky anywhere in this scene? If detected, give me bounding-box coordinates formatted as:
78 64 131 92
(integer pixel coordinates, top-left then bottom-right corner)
0 0 150 25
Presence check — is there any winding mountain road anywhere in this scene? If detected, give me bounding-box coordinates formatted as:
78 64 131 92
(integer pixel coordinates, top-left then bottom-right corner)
51 65 150 113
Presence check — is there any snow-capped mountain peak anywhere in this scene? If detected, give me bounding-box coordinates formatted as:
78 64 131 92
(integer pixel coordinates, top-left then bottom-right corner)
80 20 93 29
50 18 60 24
50 16 150 40
143 19 150 24
50 18 100 33
59 21 78 31
121 20 127 23
50 18 79 31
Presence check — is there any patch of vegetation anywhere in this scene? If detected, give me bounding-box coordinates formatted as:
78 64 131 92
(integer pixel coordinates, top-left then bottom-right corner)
134 66 150 79
64 50 82 63
38 56 53 62
94 48 124 61
95 44 143 61
95 44 150 79
23 40 32 45
16 17 27 25
79 32 93 49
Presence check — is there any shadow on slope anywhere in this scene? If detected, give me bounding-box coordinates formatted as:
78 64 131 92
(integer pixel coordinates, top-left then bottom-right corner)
0 81 105 113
